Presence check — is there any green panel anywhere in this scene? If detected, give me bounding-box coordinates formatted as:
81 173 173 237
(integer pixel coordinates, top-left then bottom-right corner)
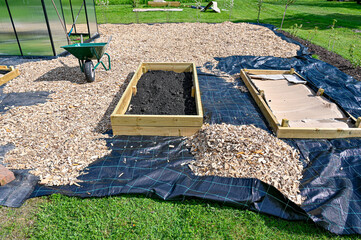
71 0 89 35
7 0 53 56
0 0 21 55
44 0 68 55
60 0 73 33
85 0 98 37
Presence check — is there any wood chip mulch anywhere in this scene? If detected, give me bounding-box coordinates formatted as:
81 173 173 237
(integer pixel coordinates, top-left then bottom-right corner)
187 124 304 205
0 22 300 186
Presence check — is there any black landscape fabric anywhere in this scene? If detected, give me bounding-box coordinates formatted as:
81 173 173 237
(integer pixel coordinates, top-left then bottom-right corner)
1 25 361 235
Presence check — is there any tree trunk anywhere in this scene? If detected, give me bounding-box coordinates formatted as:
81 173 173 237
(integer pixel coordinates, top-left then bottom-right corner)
257 0 263 23
229 7 233 21
280 4 288 30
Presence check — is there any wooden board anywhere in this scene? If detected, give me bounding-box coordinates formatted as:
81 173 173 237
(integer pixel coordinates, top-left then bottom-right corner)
148 1 180 7
277 127 360 139
111 115 203 126
0 66 20 86
133 8 183 12
112 126 200 136
240 68 361 139
111 62 203 136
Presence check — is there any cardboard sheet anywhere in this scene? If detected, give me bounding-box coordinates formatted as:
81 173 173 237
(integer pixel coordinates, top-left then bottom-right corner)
251 79 349 128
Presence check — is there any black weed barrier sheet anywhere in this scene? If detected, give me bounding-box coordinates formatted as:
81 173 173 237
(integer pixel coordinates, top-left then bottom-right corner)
1 25 361 235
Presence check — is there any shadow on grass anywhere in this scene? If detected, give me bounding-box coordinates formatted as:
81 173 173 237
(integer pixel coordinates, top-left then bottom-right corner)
235 12 361 30
277 1 361 10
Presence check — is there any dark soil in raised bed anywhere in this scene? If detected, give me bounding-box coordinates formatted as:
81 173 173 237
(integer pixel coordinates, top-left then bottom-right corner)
126 70 197 115
278 30 361 82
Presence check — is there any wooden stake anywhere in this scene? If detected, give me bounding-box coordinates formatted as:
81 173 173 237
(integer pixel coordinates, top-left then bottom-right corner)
290 68 295 74
316 88 324 96
281 119 289 127
191 87 195 97
356 117 361 128
259 90 265 100
132 86 137 96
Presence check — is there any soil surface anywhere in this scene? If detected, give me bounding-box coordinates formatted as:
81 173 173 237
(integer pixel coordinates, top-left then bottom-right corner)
278 30 361 81
127 70 197 115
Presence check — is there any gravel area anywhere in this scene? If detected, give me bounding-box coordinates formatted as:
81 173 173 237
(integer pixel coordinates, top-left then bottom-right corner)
0 22 300 186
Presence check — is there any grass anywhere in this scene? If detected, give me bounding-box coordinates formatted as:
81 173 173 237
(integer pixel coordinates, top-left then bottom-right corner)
24 194 358 239
0 198 45 239
312 54 320 60
95 0 361 64
2 194 361 239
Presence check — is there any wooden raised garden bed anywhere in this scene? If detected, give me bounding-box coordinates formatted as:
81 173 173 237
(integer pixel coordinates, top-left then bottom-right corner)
111 62 203 136
240 68 361 139
0 65 20 86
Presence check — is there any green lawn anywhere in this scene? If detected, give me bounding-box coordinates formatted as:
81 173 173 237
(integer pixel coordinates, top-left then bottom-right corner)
95 0 361 63
1 194 359 239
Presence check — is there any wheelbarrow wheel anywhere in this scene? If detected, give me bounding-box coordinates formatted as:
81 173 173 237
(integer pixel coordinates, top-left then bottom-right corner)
84 60 95 82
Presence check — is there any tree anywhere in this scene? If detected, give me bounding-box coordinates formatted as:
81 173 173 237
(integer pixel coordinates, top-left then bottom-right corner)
227 0 235 22
96 0 109 23
280 0 296 30
257 0 264 23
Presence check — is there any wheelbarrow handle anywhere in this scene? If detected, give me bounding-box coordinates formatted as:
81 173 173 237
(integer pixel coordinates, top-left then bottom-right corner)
103 36 112 53
107 36 112 44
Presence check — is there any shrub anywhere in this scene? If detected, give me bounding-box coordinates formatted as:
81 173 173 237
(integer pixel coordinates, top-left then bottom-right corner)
280 0 297 30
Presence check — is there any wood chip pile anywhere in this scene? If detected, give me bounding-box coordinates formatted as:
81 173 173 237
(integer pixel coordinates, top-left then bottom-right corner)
0 22 300 186
186 124 304 205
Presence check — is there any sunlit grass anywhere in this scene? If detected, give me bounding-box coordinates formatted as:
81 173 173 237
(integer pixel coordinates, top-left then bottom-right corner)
95 0 361 63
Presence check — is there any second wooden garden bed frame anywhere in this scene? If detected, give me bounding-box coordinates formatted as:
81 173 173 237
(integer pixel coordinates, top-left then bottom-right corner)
240 68 361 139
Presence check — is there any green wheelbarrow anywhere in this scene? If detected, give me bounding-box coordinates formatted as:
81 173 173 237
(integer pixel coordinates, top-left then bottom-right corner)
61 37 111 82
